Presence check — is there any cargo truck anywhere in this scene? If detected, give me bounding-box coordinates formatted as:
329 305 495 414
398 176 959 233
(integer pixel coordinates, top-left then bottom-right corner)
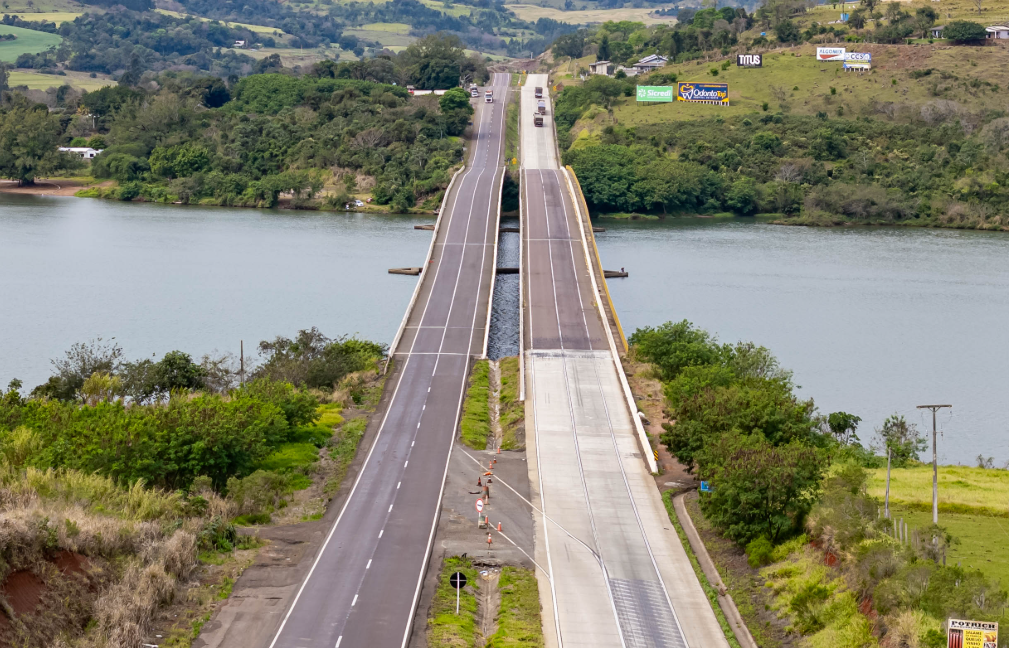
485 89 493 103
534 86 543 99
537 100 546 115
533 113 544 127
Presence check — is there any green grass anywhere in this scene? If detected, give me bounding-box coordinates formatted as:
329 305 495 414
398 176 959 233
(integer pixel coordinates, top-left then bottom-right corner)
8 70 111 91
486 567 543 647
427 556 480 647
867 464 1009 517
359 21 411 33
498 357 524 450
662 492 743 648
0 24 62 62
324 416 367 498
460 360 491 450
0 10 82 24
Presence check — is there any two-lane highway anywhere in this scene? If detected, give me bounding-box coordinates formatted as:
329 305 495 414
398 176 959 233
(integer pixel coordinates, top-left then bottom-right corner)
267 73 509 648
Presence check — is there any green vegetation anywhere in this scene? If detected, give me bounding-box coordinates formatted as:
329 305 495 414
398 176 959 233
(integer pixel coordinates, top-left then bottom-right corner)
427 556 480 646
0 24 61 62
635 320 1009 646
868 464 1009 517
498 357 523 450
460 359 491 449
486 567 543 647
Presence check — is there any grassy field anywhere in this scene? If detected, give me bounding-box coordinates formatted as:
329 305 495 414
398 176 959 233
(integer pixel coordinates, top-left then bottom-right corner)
245 46 337 66
0 10 83 23
460 359 491 450
8 69 110 90
867 464 1009 516
509 2 676 24
359 21 411 33
594 42 1009 126
344 26 416 49
0 24 62 62
155 8 288 36
797 0 1009 29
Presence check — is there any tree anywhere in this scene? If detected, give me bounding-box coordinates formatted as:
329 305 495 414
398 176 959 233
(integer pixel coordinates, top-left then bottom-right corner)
630 320 727 381
0 105 78 185
883 1 905 23
861 0 880 16
848 9 866 29
827 411 861 445
439 87 472 114
726 176 759 215
774 19 800 43
942 20 986 43
698 435 827 544
876 413 927 466
914 6 937 37
399 33 469 90
0 63 8 103
30 338 123 401
597 33 611 60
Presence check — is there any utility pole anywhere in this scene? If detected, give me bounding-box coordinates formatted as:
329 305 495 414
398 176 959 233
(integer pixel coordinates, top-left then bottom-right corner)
917 404 951 525
884 446 891 519
240 340 245 387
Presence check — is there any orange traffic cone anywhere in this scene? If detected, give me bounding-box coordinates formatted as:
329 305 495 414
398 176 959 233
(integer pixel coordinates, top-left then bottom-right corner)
496 446 501 454
497 522 502 532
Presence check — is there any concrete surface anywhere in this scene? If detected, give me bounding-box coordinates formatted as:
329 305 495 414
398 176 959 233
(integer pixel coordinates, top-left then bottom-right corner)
520 74 558 170
212 73 510 648
520 75 731 648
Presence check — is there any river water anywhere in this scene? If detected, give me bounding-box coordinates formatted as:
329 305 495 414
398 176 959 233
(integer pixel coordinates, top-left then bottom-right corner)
0 195 431 390
595 217 1009 466
2 197 1006 465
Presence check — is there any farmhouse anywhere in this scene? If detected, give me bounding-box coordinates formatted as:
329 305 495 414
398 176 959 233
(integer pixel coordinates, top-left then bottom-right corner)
58 147 103 159
985 24 1009 38
633 54 668 73
930 25 944 38
588 60 613 75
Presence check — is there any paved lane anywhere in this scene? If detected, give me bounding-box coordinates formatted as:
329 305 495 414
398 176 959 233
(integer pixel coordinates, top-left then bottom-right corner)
267 72 509 648
521 73 729 648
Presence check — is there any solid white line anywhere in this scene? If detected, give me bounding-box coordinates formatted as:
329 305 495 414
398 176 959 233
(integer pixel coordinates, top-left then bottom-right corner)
351 595 358 607
397 481 401 489
336 636 342 647
379 529 383 538
388 504 393 512
366 559 372 569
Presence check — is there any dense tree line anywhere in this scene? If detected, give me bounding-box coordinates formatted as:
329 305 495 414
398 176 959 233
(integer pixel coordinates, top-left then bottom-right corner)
178 0 341 48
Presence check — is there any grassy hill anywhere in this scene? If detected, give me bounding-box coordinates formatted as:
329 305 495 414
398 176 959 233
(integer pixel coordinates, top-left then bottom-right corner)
508 3 676 25
0 24 62 62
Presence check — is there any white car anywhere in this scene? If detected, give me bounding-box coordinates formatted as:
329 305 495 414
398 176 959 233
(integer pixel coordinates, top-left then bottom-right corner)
354 199 365 207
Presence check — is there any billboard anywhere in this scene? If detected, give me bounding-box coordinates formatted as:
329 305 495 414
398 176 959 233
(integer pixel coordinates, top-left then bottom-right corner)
816 47 846 61
843 52 871 70
737 54 762 67
676 82 730 105
948 619 998 648
636 85 674 102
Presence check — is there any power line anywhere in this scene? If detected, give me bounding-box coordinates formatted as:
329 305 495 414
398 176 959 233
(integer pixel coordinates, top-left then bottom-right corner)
917 404 952 525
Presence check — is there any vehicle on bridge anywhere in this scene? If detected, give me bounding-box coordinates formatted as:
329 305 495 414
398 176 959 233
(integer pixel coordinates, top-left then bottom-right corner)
485 89 494 103
534 113 544 127
534 86 543 98
537 100 547 115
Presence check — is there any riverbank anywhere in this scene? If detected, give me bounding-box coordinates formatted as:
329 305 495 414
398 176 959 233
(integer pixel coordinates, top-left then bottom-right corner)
0 177 111 196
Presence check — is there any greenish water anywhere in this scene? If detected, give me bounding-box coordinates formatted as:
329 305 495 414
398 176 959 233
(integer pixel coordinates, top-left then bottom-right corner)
595 216 1009 466
0 195 432 390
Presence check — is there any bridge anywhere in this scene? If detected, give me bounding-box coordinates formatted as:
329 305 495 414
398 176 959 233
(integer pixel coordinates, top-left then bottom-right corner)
219 71 727 648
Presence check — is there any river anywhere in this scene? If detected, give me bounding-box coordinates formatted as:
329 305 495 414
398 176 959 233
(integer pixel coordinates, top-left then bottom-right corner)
0 195 431 390
595 216 1009 466
2 197 1005 465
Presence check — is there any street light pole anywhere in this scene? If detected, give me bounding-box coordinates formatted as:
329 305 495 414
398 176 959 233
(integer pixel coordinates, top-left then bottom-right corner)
916 404 951 525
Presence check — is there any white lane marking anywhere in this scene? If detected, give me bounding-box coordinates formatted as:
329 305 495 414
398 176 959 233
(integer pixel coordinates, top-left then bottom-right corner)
379 529 384 538
366 559 372 569
336 636 342 647
541 170 566 351
412 440 415 447
404 460 409 468
397 482 402 489
351 595 358 607
557 179 595 345
388 504 394 512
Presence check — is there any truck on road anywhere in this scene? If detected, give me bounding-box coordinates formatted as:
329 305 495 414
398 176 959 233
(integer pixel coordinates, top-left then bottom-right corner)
537 100 547 115
534 86 543 98
533 113 544 127
485 89 494 103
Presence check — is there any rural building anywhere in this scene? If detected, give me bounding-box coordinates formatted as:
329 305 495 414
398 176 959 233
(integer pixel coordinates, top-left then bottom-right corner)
58 147 103 159
616 66 639 77
633 54 668 73
589 60 613 75
930 25 944 37
985 25 1009 38
234 40 246 47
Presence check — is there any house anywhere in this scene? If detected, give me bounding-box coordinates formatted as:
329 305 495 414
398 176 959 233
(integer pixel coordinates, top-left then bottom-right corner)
616 66 639 77
633 54 668 74
58 147 103 160
930 25 944 38
588 60 613 76
234 40 246 48
986 25 1009 38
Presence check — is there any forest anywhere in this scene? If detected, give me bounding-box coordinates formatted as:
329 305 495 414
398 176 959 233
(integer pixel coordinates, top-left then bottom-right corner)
0 35 486 211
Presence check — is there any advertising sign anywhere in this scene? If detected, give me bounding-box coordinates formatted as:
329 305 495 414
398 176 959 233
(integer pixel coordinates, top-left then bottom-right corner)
816 47 846 61
737 54 762 67
636 85 674 102
676 82 730 105
948 619 998 648
843 52 871 70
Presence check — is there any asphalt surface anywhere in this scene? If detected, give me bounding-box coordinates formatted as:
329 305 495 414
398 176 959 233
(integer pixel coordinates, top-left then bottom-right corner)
520 74 729 648
266 73 509 648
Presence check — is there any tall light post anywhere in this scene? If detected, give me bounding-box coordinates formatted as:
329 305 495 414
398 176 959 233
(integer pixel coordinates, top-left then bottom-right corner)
916 404 951 525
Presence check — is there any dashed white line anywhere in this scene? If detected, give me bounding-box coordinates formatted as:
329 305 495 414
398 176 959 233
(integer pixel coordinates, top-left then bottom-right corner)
351 595 358 607
388 504 394 512
366 559 372 569
405 460 409 468
336 636 342 647
397 481 402 489
379 529 384 538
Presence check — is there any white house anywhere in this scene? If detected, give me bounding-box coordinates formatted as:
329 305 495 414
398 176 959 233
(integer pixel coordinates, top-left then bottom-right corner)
985 25 1009 38
633 54 668 74
234 40 246 47
930 25 944 38
58 147 103 159
588 60 614 75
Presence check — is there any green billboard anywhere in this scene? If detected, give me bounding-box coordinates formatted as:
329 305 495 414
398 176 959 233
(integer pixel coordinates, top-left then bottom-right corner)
636 85 674 103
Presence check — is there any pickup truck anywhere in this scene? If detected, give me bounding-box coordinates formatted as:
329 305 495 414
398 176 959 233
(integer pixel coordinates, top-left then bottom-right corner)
534 86 543 99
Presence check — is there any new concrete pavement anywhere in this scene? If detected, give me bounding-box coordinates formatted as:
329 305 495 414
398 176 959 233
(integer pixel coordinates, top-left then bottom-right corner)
264 73 509 648
520 73 730 648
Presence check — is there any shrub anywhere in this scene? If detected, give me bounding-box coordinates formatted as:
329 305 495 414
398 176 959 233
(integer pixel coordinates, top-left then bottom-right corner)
746 535 774 567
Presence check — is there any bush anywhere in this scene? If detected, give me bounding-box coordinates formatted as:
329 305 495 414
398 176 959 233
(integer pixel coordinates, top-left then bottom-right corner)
226 469 294 516
746 535 774 567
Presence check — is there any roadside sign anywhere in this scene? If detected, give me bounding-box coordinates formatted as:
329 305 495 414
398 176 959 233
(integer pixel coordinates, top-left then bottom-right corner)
449 571 467 590
635 85 674 103
737 54 762 67
475 498 484 513
700 481 714 493
816 47 846 61
948 619 997 648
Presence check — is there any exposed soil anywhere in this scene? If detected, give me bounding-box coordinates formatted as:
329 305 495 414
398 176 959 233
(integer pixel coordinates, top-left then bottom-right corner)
0 551 95 645
2 571 44 617
0 179 111 196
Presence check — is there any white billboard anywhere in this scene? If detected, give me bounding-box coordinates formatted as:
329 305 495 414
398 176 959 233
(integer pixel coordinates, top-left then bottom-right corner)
816 47 846 61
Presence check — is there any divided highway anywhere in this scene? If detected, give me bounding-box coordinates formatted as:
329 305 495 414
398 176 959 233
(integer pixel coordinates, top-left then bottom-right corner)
266 72 509 648
520 73 730 648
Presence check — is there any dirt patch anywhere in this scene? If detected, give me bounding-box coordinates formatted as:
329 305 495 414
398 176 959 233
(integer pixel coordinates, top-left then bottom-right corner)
2 571 44 616
52 551 89 577
0 179 111 196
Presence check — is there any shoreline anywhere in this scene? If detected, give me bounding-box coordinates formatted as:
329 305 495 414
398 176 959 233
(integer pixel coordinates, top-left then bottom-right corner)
0 178 112 197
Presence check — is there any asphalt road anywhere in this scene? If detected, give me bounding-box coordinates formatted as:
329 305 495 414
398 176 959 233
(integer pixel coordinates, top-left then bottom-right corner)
520 74 729 648
266 73 509 648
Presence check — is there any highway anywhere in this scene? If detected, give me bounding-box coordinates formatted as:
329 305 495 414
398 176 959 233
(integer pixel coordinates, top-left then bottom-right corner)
266 72 508 648
520 73 729 648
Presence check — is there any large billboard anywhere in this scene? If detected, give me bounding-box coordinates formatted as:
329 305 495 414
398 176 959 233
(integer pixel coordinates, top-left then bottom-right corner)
737 53 762 67
948 619 998 648
816 47 846 61
676 82 730 105
636 85 674 102
843 52 871 69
